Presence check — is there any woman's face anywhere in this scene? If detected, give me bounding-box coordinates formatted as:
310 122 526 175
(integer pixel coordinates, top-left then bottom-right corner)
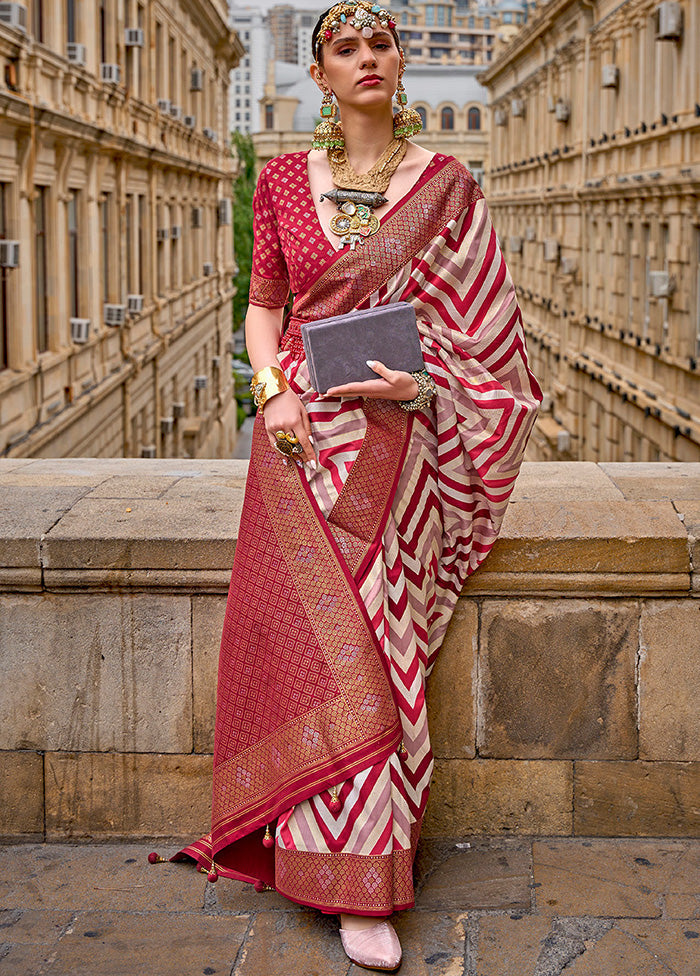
313 19 401 113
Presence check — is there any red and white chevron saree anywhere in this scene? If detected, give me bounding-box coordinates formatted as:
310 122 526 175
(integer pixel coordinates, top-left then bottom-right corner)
174 152 542 915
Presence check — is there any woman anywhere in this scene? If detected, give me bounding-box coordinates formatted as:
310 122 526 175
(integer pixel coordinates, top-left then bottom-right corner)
169 2 541 970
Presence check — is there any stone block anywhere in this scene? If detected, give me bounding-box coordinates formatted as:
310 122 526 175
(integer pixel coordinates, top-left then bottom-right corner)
600 462 700 501
0 486 88 568
474 915 553 976
192 594 228 753
425 759 572 836
416 840 531 911
563 926 674 975
486 500 688 575
640 601 700 760
3 910 249 976
574 761 700 836
232 909 349 975
0 593 192 753
678 501 700 590
478 600 638 759
0 752 44 839
427 600 477 759
511 462 624 502
44 753 212 840
532 837 689 917
614 920 700 976
0 843 208 912
41 492 241 572
0 909 74 944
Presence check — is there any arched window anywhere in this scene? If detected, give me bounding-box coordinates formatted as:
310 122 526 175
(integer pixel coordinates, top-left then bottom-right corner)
415 105 427 129
440 106 454 130
467 106 481 130
468 15 474 28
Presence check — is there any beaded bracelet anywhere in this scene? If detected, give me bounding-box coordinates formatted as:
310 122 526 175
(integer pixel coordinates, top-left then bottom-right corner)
399 369 437 412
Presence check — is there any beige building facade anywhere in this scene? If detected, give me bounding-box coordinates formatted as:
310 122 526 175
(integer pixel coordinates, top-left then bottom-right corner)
481 0 700 462
0 0 244 459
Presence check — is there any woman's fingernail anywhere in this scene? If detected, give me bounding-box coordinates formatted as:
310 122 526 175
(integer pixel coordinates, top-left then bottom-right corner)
366 360 375 367
308 460 317 471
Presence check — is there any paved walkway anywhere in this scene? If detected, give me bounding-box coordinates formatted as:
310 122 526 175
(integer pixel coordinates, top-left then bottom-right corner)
0 837 697 975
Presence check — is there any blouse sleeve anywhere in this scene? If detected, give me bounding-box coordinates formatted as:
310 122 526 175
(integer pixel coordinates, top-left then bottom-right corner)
248 166 291 309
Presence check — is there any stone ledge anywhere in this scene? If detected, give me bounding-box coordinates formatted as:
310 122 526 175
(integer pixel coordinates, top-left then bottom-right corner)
0 460 696 594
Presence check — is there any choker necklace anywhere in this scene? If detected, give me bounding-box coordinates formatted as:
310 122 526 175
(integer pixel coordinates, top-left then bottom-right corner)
322 137 407 250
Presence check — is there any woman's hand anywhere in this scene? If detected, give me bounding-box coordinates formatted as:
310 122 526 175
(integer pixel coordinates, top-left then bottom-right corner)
326 360 419 401
262 388 317 465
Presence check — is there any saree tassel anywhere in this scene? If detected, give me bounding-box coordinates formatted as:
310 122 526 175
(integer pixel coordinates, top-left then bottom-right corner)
254 880 275 893
262 824 275 848
147 852 168 864
398 740 409 761
329 786 343 813
207 863 219 883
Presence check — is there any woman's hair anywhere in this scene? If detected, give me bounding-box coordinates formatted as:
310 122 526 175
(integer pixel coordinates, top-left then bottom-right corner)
311 3 401 66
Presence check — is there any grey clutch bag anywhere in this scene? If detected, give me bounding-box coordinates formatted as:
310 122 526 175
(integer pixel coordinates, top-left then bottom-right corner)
300 302 425 394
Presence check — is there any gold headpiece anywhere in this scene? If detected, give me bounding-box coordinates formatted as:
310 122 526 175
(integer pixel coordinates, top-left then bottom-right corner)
314 1 397 61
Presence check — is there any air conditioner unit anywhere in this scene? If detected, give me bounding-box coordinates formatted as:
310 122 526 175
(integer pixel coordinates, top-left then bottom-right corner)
547 95 556 113
157 98 171 113
70 318 91 344
494 108 507 126
525 226 536 242
557 430 571 454
156 228 169 241
203 261 214 276
104 303 126 326
127 294 144 314
141 445 156 458
169 104 182 120
560 256 577 275
202 127 217 141
508 236 523 253
183 114 196 129
194 375 208 390
160 417 174 434
543 238 559 263
654 2 683 41
511 97 524 117
224 338 235 354
191 68 203 92
170 225 181 240
191 207 203 228
67 42 87 66
100 63 121 84
0 3 27 32
211 355 221 369
601 64 619 88
217 199 231 226
125 27 144 47
0 240 19 267
172 401 185 418
648 270 676 297
555 99 570 122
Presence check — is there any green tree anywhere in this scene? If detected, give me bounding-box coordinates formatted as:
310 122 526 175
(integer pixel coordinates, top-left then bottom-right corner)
231 130 256 333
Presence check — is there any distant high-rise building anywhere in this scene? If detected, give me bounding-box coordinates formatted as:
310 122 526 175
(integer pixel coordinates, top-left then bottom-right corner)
229 5 269 134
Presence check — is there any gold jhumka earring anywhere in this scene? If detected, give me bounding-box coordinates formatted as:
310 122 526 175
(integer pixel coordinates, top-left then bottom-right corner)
392 63 423 139
312 88 345 150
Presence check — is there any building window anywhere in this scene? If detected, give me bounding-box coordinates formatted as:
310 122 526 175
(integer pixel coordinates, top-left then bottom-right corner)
33 0 44 42
503 12 513 24
68 191 80 317
35 186 48 353
440 106 454 130
67 0 76 44
0 183 7 369
468 16 475 29
126 197 133 294
138 194 146 296
99 0 106 62
468 106 481 130
100 195 110 303
265 103 274 130
425 5 434 26
483 16 490 29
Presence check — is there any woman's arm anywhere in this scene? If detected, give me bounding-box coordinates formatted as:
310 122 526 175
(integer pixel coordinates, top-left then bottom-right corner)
246 304 316 465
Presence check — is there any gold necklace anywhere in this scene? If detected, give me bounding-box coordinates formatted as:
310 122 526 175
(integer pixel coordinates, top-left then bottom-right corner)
322 137 408 250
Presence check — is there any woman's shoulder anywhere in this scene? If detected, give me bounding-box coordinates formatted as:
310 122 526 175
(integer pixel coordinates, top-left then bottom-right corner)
258 150 309 183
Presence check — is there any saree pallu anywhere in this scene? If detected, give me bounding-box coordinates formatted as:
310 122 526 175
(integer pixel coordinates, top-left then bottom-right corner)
174 152 542 914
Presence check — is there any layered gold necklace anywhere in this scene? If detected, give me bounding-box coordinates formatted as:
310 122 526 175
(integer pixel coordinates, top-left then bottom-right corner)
321 137 407 250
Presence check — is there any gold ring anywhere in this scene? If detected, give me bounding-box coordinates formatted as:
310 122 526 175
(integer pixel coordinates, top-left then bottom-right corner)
274 430 303 458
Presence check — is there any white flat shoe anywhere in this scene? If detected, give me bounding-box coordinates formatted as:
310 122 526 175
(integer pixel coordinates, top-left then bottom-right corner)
339 920 402 972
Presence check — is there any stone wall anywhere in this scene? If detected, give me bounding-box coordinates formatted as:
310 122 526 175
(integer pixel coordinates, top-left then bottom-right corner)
0 458 698 842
